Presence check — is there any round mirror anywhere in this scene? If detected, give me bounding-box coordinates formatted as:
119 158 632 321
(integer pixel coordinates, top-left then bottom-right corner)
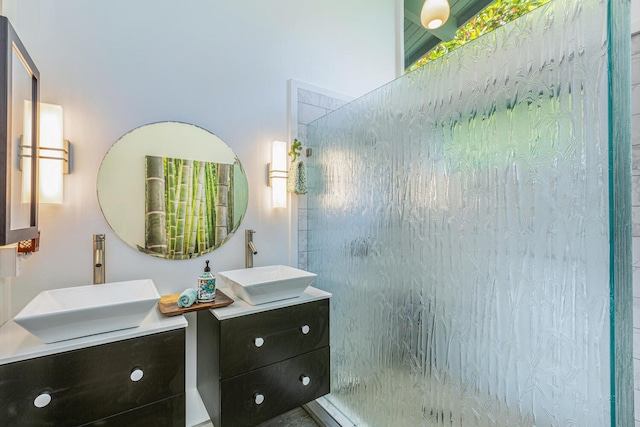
97 122 248 260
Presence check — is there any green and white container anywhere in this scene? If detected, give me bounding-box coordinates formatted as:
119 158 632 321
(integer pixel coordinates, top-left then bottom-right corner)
197 260 216 302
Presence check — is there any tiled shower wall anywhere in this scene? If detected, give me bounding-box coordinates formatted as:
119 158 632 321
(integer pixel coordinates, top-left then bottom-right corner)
632 31 640 427
294 86 349 270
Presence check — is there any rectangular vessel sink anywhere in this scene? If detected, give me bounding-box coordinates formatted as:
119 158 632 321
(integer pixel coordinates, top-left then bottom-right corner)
218 265 317 305
13 279 161 343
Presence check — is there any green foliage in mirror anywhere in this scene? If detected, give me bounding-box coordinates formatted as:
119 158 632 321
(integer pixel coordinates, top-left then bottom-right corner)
143 156 244 259
97 122 249 260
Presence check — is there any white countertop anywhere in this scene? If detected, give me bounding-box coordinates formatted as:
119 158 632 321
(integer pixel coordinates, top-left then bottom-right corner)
0 307 188 365
212 286 331 320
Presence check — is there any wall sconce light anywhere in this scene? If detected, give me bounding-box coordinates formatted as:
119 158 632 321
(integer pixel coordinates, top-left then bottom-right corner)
420 0 451 30
268 140 288 208
20 102 71 204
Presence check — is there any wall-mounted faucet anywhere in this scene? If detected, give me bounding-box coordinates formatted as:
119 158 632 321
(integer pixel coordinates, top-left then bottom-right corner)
245 230 258 268
93 234 105 284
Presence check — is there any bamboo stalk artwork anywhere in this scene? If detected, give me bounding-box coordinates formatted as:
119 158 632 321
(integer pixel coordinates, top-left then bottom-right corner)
145 156 167 255
215 164 230 245
143 155 242 259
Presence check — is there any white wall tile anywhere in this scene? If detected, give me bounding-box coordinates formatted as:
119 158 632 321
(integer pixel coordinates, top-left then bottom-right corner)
298 89 328 110
633 176 640 206
633 32 640 55
299 88 350 112
298 251 308 270
299 103 329 125
633 208 640 236
636 385 640 425
633 113 640 137
633 56 640 84
633 144 640 175
297 123 308 143
295 88 351 275
298 208 308 231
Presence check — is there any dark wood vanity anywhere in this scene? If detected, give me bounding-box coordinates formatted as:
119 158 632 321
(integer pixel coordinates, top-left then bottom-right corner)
0 311 187 426
197 288 331 426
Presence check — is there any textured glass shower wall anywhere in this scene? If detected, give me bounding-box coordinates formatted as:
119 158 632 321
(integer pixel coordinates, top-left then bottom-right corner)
306 0 625 425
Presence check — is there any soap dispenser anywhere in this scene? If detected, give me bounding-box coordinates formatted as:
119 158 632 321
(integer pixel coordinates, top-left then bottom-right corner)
197 260 216 302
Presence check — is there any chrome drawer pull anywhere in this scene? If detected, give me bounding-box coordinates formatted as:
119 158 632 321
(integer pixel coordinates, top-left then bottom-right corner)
254 393 265 405
34 392 51 408
130 368 144 382
254 337 265 347
301 325 310 335
300 375 311 386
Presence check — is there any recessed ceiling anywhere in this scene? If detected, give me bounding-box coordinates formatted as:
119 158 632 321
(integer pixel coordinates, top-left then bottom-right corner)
404 0 495 69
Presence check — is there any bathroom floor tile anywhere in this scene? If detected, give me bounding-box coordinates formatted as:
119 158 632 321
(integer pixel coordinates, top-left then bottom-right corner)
257 407 320 427
196 407 321 427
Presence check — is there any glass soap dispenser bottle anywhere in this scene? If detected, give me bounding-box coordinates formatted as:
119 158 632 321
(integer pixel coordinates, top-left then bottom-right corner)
197 260 216 302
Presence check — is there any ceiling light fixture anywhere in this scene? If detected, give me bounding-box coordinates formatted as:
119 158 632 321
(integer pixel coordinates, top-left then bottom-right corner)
420 0 451 30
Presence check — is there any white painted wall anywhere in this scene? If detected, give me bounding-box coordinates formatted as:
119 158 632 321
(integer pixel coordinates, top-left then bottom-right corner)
2 0 397 312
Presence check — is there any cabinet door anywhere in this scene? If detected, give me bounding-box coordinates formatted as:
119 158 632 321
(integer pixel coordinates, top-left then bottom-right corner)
0 329 185 427
220 346 330 427
219 299 329 379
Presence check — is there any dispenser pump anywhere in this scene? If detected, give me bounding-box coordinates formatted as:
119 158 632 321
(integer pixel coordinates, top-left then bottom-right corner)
197 260 216 302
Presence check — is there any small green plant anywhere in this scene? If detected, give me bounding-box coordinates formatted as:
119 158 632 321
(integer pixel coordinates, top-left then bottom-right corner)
288 139 303 162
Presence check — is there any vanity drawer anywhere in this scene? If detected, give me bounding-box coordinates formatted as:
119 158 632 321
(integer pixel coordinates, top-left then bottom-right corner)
85 394 185 427
219 299 329 379
220 346 330 427
0 329 185 427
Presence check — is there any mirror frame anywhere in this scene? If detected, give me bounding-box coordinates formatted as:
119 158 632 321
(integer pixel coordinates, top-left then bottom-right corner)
97 121 249 260
0 16 39 246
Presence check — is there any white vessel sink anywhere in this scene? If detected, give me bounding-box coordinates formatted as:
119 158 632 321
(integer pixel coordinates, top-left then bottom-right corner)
13 279 161 343
218 265 317 305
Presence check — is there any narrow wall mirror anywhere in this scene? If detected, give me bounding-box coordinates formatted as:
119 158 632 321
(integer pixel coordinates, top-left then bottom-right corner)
97 122 249 259
0 16 39 246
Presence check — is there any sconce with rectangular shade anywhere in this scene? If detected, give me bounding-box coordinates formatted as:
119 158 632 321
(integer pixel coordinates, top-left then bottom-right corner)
20 102 70 204
269 140 288 208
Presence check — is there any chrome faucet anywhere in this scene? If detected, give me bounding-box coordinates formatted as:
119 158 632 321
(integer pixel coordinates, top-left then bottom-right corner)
93 234 105 284
245 230 257 268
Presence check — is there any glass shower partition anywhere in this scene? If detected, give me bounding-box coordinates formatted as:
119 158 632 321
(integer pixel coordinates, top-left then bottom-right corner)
305 0 632 424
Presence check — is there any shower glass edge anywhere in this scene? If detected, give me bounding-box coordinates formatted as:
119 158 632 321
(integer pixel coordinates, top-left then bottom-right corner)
609 0 632 425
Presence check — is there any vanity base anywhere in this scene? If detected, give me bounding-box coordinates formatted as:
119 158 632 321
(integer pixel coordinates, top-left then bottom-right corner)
0 329 185 427
197 296 330 427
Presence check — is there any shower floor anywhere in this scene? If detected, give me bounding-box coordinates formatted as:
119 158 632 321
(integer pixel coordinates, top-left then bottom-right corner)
198 407 320 427
324 366 535 427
